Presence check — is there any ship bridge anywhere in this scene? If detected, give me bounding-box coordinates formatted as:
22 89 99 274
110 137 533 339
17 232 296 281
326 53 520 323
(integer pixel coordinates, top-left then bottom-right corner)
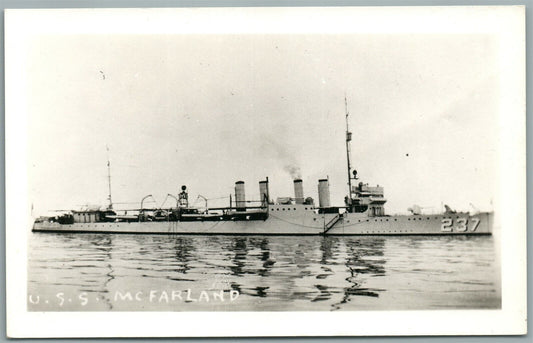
346 182 387 216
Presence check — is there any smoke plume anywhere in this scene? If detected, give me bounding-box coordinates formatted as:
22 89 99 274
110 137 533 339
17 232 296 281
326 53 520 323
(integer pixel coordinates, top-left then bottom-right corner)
284 164 302 179
257 133 302 179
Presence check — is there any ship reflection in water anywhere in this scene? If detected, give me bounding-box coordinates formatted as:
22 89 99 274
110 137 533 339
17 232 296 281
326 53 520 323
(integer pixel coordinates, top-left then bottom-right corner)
28 233 500 311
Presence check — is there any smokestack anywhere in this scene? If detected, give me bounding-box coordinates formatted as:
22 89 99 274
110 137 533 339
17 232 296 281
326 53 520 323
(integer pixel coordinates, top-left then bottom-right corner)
235 181 246 211
318 179 331 208
259 179 269 205
293 179 304 204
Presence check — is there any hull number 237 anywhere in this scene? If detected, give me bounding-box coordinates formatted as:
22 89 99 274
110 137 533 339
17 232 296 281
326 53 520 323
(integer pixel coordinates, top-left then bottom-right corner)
441 218 480 232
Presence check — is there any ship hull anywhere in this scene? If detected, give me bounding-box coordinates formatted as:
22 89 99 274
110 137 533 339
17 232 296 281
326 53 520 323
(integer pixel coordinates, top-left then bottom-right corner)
32 207 493 236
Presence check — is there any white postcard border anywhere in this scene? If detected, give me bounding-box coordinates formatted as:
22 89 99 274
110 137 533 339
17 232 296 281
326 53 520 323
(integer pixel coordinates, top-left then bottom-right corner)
6 6 526 337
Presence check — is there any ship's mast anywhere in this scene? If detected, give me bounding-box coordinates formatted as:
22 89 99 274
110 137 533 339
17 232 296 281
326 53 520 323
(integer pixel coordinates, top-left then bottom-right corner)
345 95 353 200
106 145 113 210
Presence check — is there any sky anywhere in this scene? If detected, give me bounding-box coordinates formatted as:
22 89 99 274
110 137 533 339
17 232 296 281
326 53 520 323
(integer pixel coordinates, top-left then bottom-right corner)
26 33 499 215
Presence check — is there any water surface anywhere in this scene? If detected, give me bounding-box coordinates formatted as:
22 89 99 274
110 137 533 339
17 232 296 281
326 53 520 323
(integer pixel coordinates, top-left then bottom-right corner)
28 233 500 311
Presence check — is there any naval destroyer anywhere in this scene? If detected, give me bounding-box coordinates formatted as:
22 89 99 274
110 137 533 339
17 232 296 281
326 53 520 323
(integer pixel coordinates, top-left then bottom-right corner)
32 101 493 236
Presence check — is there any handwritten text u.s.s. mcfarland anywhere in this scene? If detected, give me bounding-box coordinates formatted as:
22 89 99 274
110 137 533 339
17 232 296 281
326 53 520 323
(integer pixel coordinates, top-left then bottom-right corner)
28 289 239 307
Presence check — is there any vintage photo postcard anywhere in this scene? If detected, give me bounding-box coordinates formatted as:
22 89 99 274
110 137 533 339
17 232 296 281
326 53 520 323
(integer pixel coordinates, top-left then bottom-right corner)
5 6 526 337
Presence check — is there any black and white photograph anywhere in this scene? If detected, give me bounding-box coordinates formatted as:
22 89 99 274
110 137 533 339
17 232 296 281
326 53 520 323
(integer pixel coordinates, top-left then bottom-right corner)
6 6 526 337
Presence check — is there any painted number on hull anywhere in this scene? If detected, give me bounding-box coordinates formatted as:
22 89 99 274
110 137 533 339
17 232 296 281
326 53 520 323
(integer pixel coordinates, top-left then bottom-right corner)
470 218 480 231
441 218 480 232
441 218 453 232
456 218 467 232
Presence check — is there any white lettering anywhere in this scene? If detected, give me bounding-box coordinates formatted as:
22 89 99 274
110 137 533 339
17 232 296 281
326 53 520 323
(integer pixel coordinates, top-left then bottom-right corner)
79 292 88 306
56 292 65 306
186 289 197 302
172 290 183 301
149 290 158 302
159 291 169 303
28 294 40 304
230 290 239 301
212 290 224 302
114 291 133 301
199 291 210 302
